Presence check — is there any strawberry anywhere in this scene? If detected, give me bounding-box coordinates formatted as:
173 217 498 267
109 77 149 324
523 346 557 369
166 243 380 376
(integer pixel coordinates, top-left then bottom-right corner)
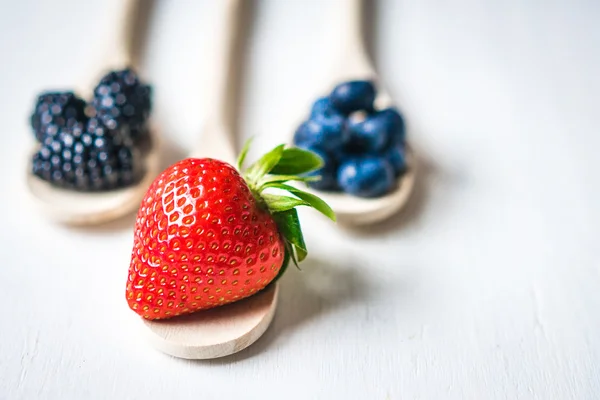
126 141 335 319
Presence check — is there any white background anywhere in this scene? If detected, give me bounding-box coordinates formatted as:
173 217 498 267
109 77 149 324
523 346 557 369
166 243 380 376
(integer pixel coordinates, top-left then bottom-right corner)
1 0 599 399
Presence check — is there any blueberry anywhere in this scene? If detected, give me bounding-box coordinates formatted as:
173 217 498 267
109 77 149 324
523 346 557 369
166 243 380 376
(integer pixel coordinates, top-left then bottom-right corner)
384 143 406 176
329 80 376 115
310 96 336 118
331 139 363 163
338 156 395 198
303 148 339 192
346 116 387 153
293 114 348 152
378 107 405 145
331 146 350 163
347 107 405 152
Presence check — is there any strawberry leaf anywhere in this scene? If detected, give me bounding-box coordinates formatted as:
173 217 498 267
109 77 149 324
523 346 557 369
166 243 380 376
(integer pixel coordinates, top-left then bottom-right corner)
262 194 308 213
272 208 307 263
237 137 253 170
274 241 294 281
239 142 336 277
294 244 308 263
260 174 320 186
288 243 300 268
263 183 336 221
270 147 324 175
246 144 285 183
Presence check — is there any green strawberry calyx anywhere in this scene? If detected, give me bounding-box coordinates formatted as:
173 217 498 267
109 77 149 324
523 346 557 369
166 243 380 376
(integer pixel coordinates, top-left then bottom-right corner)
236 138 336 279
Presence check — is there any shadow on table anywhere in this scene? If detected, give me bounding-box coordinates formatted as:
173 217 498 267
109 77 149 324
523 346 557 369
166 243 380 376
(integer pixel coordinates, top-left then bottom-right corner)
204 257 371 364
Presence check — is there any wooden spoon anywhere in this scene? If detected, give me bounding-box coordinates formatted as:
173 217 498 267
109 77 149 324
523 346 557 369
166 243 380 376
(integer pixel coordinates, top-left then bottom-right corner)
25 0 160 226
292 0 416 226
140 0 278 360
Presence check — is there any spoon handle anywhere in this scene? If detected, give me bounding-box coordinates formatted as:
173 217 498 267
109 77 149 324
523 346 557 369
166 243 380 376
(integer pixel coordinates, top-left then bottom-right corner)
190 0 242 164
333 0 375 80
338 0 364 48
76 0 143 96
110 0 141 68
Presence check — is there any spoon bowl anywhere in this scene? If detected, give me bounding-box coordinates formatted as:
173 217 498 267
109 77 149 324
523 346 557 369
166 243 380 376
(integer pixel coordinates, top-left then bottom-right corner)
142 284 277 359
290 0 416 226
26 128 161 225
25 0 159 226
292 73 417 226
136 0 277 360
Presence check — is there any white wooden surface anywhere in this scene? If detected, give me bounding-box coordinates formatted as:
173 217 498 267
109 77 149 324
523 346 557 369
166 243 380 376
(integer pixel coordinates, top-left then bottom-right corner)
1 0 599 399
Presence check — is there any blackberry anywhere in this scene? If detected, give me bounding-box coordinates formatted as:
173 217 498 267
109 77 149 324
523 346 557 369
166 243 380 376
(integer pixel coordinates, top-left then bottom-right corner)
130 125 153 155
30 92 87 142
91 68 152 138
32 122 144 192
86 116 133 148
86 116 152 155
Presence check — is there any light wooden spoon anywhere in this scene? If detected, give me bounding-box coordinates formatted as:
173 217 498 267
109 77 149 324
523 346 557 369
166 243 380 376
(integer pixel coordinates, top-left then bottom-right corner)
292 0 416 226
140 0 278 360
25 0 160 226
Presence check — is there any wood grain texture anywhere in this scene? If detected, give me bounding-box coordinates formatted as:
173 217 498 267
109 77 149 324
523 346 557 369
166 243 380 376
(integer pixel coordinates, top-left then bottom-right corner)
2 0 600 399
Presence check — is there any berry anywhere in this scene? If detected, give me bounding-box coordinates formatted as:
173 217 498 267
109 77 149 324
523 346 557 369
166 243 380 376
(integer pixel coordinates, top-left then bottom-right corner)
310 96 336 118
338 156 395 198
86 117 133 147
91 68 152 136
125 143 335 320
331 137 364 162
30 92 87 142
31 121 143 191
329 80 376 115
378 107 406 145
304 148 339 191
126 159 283 319
384 143 406 176
130 125 152 154
346 112 391 153
293 114 348 152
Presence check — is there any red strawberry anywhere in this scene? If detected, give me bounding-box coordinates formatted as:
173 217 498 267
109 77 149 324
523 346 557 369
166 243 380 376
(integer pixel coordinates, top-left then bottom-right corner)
126 141 335 319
